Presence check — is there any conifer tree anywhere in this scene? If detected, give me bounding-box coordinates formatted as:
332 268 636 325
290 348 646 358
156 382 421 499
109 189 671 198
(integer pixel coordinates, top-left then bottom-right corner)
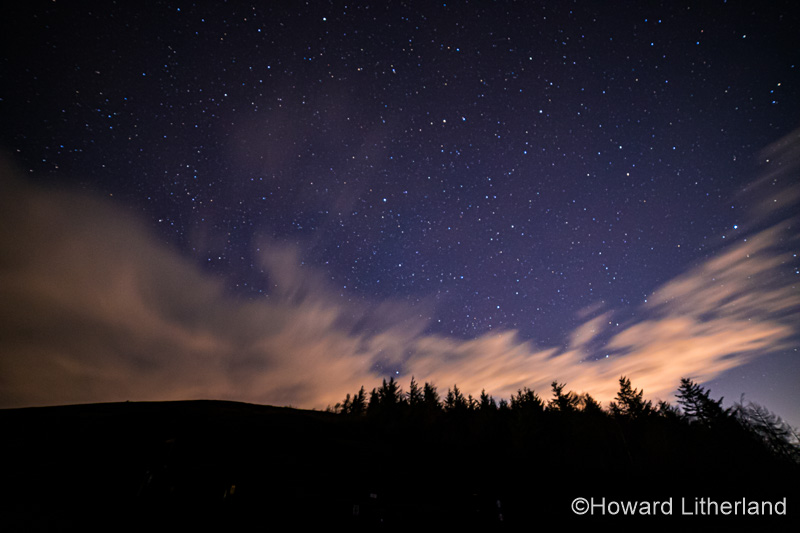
423 382 442 412
351 386 367 415
467 394 477 410
367 387 380 416
734 398 800 463
656 400 681 421
377 377 404 407
549 381 580 412
510 387 543 413
337 393 352 415
676 378 727 425
479 389 497 411
407 377 423 407
444 384 468 412
609 376 652 419
580 393 603 414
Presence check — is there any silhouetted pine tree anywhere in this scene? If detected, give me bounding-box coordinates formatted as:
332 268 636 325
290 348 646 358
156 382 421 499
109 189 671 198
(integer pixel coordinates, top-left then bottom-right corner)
656 400 681 421
734 397 800 464
367 387 380 416
351 386 367 415
334 393 352 414
444 384 468 412
609 376 652 419
479 389 497 411
467 394 478 411
377 377 404 406
579 393 603 414
422 382 442 412
509 387 543 414
407 377 423 408
548 381 580 413
676 377 727 425
335 386 368 415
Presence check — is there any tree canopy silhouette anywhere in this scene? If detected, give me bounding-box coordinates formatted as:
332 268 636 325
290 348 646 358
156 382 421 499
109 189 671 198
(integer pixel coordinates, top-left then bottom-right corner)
609 376 653 419
676 377 728 426
548 381 580 413
333 375 799 471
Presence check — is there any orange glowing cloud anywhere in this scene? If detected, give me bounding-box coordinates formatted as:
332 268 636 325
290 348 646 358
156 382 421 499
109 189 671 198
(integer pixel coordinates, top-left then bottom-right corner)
1 130 798 410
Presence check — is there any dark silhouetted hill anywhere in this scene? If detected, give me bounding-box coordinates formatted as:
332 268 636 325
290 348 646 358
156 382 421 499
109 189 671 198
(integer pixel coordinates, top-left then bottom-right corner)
1 390 798 531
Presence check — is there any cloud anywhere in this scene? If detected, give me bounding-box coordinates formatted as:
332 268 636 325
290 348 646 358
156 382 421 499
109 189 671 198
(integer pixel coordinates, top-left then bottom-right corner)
1 134 798 409
0 158 372 408
739 128 800 226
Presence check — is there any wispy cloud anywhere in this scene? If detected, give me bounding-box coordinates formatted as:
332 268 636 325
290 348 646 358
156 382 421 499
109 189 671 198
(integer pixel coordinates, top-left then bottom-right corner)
1 132 798 409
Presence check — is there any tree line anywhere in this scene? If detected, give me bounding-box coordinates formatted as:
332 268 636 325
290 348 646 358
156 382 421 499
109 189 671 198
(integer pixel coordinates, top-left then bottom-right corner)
331 375 800 465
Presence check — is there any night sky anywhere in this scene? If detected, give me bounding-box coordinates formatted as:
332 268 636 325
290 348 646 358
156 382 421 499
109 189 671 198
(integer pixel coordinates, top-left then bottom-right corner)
1 1 798 426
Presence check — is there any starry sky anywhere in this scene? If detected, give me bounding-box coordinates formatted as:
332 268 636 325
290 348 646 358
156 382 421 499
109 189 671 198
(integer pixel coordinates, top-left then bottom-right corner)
1 1 798 425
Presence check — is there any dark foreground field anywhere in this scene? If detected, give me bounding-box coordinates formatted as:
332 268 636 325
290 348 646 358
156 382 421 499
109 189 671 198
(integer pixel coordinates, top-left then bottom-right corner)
1 399 797 531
